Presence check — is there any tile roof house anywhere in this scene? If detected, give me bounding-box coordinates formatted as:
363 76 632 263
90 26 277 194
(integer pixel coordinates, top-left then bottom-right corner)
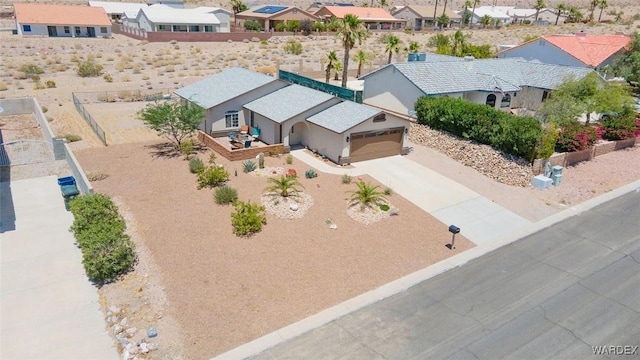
496 32 632 70
314 6 406 30
359 55 596 117
236 5 318 31
14 3 112 37
131 5 229 33
392 5 462 30
175 67 410 164
506 8 564 24
306 1 354 13
88 1 149 22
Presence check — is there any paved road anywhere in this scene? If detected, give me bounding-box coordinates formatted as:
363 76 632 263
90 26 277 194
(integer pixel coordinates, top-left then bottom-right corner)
249 189 640 359
1 176 118 359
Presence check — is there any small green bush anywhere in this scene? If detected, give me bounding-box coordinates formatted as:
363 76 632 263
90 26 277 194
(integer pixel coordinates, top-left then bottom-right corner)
243 160 256 173
284 38 303 55
69 194 136 285
383 187 393 196
599 116 637 141
341 174 352 184
536 124 558 159
231 200 266 237
77 60 103 77
62 134 82 143
45 80 56 88
189 157 204 174
214 185 238 205
305 169 317 179
258 152 265 169
285 155 293 164
180 138 195 157
41 106 48 113
103 74 113 82
244 20 261 31
19 63 44 77
197 165 229 189
379 204 390 211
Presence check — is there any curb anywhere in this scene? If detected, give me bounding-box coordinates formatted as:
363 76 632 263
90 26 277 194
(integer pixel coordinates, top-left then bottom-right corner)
212 180 640 360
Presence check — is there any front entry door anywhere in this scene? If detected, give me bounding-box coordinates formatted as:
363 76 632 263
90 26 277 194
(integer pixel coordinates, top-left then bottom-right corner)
87 27 96 37
47 26 57 37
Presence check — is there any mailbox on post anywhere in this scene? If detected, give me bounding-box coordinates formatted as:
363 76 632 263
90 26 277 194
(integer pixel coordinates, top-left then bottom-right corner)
448 225 460 249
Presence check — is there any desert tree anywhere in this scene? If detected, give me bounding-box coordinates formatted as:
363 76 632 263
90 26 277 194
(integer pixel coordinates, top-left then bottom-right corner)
470 0 480 28
534 0 545 21
333 60 342 80
385 35 402 64
346 181 388 210
137 100 204 149
555 3 566 25
230 0 248 26
336 14 368 87
353 49 374 78
433 0 439 27
325 51 338 83
597 0 608 22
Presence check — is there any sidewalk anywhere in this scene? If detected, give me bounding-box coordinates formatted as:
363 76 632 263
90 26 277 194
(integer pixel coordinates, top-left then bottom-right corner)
1 176 118 359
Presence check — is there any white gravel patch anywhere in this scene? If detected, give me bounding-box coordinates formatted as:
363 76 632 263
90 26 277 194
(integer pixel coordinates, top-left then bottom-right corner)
251 166 284 177
347 203 393 225
261 192 314 219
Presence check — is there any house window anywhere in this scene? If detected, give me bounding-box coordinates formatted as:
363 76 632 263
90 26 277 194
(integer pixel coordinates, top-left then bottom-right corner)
373 113 386 122
225 111 239 128
486 94 496 108
173 25 187 32
250 111 255 128
189 25 200 32
75 27 81 35
64 26 70 34
204 25 213 32
158 25 169 31
291 125 294 133
292 8 298 13
542 90 549 102
500 94 511 108
100 27 107 33
22 25 31 32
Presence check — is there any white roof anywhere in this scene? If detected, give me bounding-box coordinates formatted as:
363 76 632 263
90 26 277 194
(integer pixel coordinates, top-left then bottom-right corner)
139 5 220 24
192 6 232 15
507 8 539 17
471 6 512 19
89 1 148 15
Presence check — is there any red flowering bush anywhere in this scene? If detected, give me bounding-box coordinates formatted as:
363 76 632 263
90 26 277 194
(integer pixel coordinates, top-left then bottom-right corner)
556 121 598 152
599 116 637 141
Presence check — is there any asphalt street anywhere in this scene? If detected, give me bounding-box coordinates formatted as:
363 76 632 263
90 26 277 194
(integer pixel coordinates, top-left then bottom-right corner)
250 189 640 360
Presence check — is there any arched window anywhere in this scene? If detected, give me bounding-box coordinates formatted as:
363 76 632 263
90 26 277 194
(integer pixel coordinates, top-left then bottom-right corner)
486 94 496 108
500 94 511 108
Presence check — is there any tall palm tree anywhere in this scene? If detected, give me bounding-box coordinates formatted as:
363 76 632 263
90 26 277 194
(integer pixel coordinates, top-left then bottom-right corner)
597 0 608 22
589 0 598 21
385 35 402 64
346 181 388 210
534 0 545 22
470 0 480 28
379 0 388 8
555 3 566 25
263 175 304 198
480 14 492 28
325 51 337 83
353 49 373 78
433 0 439 28
229 0 247 27
462 0 472 28
451 30 466 57
333 60 342 80
441 0 449 16
336 14 368 88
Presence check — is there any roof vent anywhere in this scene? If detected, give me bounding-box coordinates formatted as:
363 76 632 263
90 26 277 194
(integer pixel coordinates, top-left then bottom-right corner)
575 30 587 37
463 55 475 61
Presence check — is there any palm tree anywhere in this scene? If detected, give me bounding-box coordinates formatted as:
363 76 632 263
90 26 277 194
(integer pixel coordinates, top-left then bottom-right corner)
379 0 388 8
229 0 248 27
433 0 439 28
333 60 342 80
384 35 402 64
589 0 598 21
470 0 480 28
598 0 608 22
534 0 545 22
462 0 472 28
555 3 566 25
408 40 420 53
480 14 492 28
264 175 304 198
325 51 338 83
336 14 368 88
346 181 388 210
451 30 466 57
353 49 373 78
441 0 449 17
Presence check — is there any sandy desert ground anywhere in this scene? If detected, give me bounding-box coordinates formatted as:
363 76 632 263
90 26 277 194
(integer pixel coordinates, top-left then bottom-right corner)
2 6 640 358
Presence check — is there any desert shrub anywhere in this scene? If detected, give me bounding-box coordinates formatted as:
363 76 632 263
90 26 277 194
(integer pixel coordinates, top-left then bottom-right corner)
19 63 44 77
305 169 317 179
300 19 313 35
45 80 56 88
231 200 266 237
77 60 103 77
555 120 598 152
0 81 7 91
197 165 229 189
346 181 388 209
313 21 326 32
383 187 393 196
86 170 109 181
103 74 113 82
61 134 82 142
243 160 256 173
41 106 48 113
536 123 558 159
13 71 27 80
189 157 204 174
69 194 136 285
379 204 390 211
341 174 352 184
599 115 637 141
414 96 542 159
180 138 195 157
208 152 217 164
244 20 261 31
214 185 238 205
33 82 45 90
258 152 265 169
284 38 303 55
285 20 301 32
275 22 286 32
285 155 293 164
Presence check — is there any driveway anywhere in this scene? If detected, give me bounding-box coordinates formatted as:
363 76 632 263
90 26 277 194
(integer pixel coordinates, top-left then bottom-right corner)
1 176 118 359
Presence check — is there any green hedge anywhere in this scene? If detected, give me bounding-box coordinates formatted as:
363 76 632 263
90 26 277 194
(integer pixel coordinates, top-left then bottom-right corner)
414 96 543 160
69 194 136 285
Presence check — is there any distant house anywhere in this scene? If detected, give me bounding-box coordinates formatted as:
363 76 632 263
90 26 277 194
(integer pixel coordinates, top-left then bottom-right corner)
497 32 632 71
463 6 511 24
175 67 410 164
147 0 184 9
14 3 111 37
315 6 405 30
506 8 564 24
236 5 318 31
88 1 149 22
306 1 353 13
359 55 596 117
132 5 229 33
392 5 462 30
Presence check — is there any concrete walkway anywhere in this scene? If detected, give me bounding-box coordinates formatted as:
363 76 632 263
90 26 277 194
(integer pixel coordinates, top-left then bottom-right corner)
291 150 530 245
1 176 118 359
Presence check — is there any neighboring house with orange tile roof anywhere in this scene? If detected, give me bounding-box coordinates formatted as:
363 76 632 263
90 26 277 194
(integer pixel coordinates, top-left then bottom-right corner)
392 5 461 30
314 6 406 30
236 5 317 31
496 32 632 72
14 3 111 37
